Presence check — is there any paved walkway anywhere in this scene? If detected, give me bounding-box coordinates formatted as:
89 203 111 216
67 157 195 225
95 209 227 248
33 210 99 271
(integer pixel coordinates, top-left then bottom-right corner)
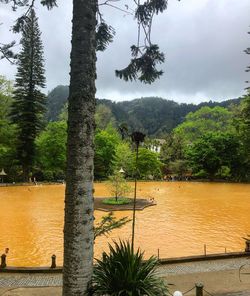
0 257 250 295
157 257 250 276
158 257 250 296
0 274 62 288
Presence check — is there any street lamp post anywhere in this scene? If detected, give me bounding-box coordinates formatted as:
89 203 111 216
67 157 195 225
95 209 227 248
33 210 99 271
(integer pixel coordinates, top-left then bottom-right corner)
0 169 7 183
131 132 145 252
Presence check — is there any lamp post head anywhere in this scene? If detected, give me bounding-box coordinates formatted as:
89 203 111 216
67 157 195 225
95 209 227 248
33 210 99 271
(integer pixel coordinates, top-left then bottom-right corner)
0 169 7 176
131 131 146 147
119 168 125 174
173 292 183 296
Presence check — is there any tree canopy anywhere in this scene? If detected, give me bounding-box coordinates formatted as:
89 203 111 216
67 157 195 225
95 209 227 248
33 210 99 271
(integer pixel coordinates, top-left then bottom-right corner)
186 132 241 179
174 106 236 143
36 121 67 180
0 76 17 177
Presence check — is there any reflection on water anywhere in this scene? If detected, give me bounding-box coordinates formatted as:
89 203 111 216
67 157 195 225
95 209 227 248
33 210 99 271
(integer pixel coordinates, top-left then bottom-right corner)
0 182 249 266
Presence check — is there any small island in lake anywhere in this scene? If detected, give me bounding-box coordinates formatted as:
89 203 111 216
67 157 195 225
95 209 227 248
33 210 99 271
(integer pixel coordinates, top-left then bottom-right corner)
94 197 156 212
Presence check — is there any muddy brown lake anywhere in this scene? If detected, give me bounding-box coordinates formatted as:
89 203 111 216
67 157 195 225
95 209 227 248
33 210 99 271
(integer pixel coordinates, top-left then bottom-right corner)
0 181 249 266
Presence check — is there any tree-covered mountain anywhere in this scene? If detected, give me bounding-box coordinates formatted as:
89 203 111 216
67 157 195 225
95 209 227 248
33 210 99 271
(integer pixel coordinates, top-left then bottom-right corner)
47 85 241 136
46 85 69 121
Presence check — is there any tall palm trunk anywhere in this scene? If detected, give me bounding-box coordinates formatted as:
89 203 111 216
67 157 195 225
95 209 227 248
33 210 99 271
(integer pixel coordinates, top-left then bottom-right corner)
63 0 97 295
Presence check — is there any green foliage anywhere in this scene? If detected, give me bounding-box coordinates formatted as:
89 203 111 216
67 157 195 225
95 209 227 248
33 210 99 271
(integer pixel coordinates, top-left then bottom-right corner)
160 133 184 164
0 76 17 176
186 132 241 179
102 197 131 205
36 121 67 180
40 0 58 9
115 0 169 84
0 41 18 63
116 45 165 84
113 142 133 175
240 94 250 148
169 160 189 177
92 240 168 296
0 75 13 99
108 171 132 201
58 103 68 121
95 104 116 130
94 212 131 240
1 88 247 182
216 166 231 178
135 148 163 179
94 127 121 179
237 94 250 180
174 106 235 143
46 86 241 136
10 9 46 180
162 102 250 181
46 85 69 121
96 22 115 52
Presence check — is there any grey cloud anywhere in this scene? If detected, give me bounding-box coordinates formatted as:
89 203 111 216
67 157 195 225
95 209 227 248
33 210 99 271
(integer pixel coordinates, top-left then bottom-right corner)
96 0 250 101
0 0 249 102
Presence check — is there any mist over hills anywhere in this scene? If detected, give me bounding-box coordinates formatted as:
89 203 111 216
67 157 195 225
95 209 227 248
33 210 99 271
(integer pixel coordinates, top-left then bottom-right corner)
47 85 241 137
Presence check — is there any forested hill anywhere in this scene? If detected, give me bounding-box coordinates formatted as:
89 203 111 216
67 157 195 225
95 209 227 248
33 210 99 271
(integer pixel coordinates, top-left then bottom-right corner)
47 85 241 136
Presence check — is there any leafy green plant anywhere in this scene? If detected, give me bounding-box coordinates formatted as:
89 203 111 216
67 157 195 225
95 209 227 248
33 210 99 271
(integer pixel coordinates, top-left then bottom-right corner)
91 240 168 295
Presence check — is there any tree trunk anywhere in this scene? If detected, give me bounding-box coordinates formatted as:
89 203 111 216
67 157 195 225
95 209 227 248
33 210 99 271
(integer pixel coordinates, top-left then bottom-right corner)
63 0 97 295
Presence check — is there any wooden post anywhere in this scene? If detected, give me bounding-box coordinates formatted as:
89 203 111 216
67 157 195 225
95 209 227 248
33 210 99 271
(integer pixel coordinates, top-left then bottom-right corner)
245 240 250 252
195 283 203 296
157 248 160 260
204 244 206 256
0 254 6 268
51 254 56 268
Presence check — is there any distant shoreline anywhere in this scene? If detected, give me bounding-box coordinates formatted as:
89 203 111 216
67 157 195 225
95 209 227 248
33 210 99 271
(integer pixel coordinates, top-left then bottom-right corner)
0 179 249 187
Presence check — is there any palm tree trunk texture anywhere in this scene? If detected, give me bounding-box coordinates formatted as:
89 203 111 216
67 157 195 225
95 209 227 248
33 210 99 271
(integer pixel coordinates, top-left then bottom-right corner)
63 0 97 295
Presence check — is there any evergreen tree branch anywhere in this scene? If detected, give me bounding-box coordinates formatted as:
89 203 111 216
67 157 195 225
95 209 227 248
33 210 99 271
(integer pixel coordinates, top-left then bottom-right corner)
0 41 18 64
40 0 57 9
94 212 131 240
115 0 181 83
96 21 115 52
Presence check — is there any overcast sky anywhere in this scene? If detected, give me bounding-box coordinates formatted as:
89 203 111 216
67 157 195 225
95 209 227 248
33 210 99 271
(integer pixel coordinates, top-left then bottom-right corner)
0 0 249 103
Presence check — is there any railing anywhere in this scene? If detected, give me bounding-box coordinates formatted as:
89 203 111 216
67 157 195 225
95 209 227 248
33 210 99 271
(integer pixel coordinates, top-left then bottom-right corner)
156 239 250 260
1 250 249 295
1 240 250 273
0 253 58 269
172 283 215 296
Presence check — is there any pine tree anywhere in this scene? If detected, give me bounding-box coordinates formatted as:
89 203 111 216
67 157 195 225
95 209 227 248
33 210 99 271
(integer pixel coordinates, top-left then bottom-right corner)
11 8 46 181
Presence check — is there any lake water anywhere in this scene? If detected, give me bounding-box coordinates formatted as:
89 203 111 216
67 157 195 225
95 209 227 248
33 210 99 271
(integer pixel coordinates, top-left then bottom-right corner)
0 182 249 266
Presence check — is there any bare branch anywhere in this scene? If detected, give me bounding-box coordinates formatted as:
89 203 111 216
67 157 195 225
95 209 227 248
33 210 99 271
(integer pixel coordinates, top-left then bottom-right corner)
99 0 133 15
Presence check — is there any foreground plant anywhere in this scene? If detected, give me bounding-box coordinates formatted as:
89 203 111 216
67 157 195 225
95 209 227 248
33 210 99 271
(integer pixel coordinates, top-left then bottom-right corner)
91 240 168 295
